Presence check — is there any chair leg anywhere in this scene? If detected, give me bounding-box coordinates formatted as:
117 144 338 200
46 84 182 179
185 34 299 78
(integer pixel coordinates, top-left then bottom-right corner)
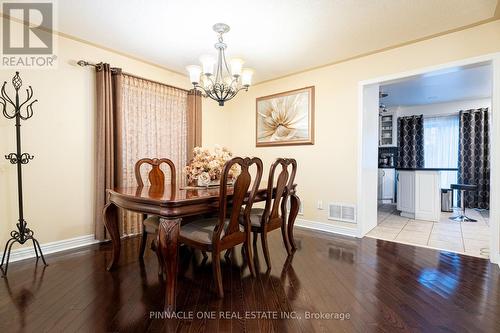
202 250 208 260
224 249 232 262
212 251 224 298
244 241 256 277
139 229 148 259
252 231 258 246
280 222 292 256
461 190 466 216
261 231 271 270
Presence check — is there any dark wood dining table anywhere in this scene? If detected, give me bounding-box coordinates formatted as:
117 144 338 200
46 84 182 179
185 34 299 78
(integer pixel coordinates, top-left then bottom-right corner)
102 183 300 311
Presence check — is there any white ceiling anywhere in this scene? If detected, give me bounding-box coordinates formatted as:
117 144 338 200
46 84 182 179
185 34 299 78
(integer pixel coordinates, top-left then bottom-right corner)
380 63 493 106
42 0 500 82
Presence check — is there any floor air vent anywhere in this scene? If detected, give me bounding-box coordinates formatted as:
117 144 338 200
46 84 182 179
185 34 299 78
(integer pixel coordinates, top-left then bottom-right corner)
328 203 356 223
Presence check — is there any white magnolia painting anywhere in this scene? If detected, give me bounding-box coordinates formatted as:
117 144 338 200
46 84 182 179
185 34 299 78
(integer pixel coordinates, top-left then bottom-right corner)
256 86 314 146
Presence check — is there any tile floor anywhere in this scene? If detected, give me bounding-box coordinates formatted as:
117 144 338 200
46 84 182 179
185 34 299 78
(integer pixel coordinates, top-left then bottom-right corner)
367 204 490 258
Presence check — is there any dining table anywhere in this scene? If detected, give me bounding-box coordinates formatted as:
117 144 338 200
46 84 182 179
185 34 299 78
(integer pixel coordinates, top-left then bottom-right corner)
102 183 300 311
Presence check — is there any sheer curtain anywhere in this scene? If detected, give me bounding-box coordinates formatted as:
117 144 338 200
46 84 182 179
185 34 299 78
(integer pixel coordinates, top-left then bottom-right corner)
119 75 189 236
424 115 459 189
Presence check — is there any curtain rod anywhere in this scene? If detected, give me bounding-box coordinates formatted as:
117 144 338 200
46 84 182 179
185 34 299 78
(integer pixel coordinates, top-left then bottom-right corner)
400 110 487 119
77 60 190 93
423 112 459 118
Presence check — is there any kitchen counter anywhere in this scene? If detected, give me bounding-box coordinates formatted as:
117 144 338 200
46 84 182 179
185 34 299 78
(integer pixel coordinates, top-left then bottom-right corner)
397 169 441 222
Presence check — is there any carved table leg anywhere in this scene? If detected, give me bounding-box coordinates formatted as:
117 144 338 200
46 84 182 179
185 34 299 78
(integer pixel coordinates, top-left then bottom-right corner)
157 218 180 312
288 193 300 251
103 202 120 271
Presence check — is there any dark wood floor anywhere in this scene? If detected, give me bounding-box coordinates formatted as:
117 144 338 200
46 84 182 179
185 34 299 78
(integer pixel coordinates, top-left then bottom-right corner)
0 229 499 333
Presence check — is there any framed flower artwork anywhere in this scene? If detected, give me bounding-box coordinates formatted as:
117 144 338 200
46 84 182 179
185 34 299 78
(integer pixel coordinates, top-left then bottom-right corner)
256 86 315 147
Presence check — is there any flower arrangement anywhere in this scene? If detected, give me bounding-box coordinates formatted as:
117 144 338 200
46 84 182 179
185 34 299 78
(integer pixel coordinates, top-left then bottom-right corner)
184 145 240 186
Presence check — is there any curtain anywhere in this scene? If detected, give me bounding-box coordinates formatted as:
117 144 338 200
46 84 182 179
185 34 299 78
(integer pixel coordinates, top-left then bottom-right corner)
458 108 490 209
397 115 424 169
119 74 189 235
186 89 202 161
424 115 459 189
94 63 123 241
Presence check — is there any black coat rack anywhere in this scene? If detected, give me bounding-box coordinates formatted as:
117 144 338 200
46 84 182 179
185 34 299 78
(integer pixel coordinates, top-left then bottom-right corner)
0 72 47 277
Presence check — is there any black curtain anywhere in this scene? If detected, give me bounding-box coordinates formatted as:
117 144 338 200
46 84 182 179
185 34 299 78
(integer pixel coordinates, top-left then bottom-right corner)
458 108 490 209
397 115 424 169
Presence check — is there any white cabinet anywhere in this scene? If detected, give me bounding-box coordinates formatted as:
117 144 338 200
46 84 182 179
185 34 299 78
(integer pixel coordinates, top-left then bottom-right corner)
397 170 441 222
414 171 441 221
379 112 397 147
397 170 415 216
378 168 395 203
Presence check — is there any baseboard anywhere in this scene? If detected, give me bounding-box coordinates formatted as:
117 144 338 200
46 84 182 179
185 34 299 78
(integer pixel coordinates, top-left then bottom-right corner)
400 212 415 219
0 234 100 264
295 218 358 237
490 251 499 265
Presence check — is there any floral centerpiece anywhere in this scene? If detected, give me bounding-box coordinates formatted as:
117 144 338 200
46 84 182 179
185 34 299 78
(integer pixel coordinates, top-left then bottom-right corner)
184 145 240 187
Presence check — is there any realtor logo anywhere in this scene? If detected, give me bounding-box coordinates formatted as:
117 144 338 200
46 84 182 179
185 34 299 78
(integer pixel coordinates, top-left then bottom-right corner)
1 1 57 68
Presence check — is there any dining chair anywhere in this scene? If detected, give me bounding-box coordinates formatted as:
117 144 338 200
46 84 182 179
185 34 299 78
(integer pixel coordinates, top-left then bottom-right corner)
245 158 297 270
179 157 263 298
134 158 176 259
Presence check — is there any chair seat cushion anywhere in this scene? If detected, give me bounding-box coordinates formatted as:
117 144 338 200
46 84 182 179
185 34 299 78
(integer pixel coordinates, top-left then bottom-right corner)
143 215 160 233
238 207 265 227
451 184 477 191
180 217 244 244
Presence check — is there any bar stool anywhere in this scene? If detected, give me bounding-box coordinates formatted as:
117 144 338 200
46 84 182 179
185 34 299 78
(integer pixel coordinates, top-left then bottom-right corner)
449 183 477 222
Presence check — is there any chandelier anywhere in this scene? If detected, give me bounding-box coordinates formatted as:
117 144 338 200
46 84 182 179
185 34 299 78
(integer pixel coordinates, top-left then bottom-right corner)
186 23 253 106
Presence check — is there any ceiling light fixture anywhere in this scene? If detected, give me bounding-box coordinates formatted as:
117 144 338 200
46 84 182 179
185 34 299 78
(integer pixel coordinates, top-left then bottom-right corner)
186 23 253 106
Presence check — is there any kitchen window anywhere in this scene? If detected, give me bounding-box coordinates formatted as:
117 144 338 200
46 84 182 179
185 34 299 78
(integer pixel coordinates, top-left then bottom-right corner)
423 115 459 189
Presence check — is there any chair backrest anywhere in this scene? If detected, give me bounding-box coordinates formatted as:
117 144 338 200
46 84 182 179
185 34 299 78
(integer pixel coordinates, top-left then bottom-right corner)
134 158 176 189
213 157 263 243
262 158 297 224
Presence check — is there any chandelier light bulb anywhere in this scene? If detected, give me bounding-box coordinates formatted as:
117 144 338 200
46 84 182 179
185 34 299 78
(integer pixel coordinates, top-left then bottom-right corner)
186 65 201 84
200 75 211 89
241 68 254 86
230 58 244 77
199 55 215 75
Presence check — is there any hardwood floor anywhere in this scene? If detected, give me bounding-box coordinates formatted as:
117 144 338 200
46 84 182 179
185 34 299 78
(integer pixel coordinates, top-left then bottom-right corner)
0 228 499 332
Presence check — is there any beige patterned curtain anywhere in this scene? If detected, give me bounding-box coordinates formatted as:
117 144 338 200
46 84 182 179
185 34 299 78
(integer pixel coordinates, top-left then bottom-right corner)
119 74 189 236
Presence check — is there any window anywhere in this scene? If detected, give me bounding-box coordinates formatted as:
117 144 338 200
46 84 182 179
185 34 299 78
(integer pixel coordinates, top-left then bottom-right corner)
119 74 189 235
424 115 459 189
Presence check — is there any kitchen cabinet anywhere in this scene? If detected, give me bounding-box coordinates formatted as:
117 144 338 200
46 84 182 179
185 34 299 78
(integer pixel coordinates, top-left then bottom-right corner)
378 168 395 203
397 170 414 214
379 112 397 147
396 170 441 221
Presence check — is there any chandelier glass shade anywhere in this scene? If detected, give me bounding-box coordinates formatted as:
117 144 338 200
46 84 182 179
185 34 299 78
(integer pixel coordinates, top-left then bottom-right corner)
186 23 253 106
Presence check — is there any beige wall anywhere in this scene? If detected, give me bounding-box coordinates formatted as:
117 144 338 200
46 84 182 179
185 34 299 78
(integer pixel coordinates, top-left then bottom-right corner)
0 19 190 246
202 20 500 227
